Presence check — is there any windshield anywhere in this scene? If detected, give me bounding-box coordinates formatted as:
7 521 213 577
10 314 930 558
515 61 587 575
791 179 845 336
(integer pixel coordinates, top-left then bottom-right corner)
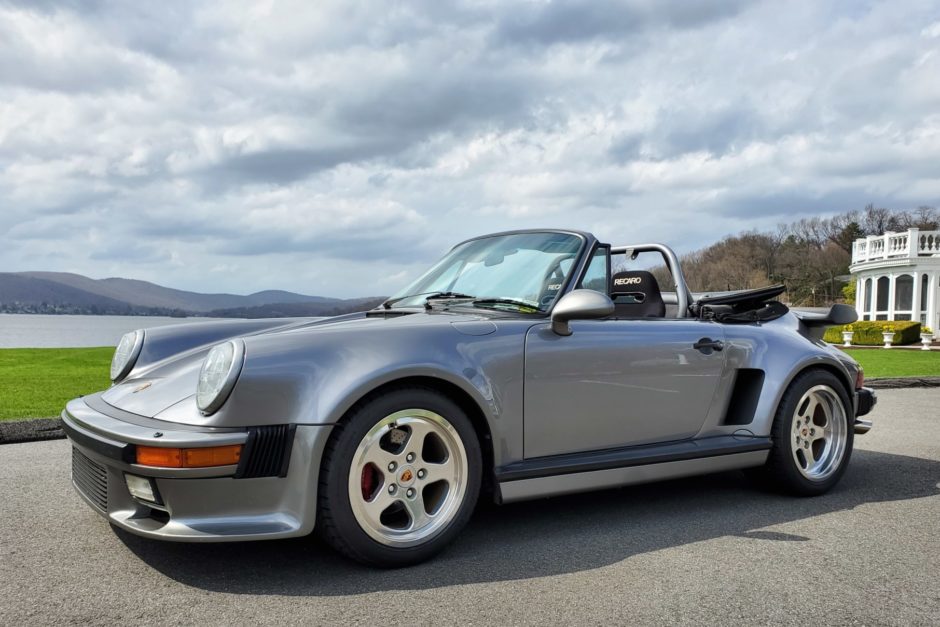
386 232 585 311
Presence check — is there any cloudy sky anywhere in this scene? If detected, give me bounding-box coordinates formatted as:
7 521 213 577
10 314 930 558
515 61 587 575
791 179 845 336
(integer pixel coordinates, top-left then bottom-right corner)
1 0 939 297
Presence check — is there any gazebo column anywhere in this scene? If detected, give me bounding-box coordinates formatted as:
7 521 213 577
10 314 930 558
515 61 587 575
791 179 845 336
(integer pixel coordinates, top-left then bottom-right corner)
887 273 896 321
911 271 921 324
855 276 864 319
927 271 939 332
870 277 879 320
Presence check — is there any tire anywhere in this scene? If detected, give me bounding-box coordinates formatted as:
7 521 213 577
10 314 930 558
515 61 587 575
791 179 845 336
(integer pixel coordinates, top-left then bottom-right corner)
758 369 854 496
316 386 482 567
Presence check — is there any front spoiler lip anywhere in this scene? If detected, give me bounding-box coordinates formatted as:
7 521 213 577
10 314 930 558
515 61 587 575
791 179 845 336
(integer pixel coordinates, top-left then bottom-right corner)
63 396 331 542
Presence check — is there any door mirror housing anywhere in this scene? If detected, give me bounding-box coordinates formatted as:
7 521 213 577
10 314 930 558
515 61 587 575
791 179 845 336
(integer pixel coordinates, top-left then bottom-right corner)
551 289 615 336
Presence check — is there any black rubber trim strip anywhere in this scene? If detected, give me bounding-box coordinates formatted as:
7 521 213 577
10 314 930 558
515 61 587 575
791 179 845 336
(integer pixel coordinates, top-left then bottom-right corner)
856 387 877 417
235 428 258 479
278 424 296 478
83 394 242 433
496 435 773 482
61 416 135 464
235 424 297 479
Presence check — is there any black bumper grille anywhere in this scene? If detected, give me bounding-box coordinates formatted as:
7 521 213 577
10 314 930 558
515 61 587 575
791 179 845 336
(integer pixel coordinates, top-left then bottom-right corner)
236 425 296 478
72 447 108 512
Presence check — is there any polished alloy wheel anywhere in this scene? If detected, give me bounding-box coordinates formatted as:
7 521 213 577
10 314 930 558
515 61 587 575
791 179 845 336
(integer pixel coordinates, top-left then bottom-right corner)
790 385 848 480
348 409 468 547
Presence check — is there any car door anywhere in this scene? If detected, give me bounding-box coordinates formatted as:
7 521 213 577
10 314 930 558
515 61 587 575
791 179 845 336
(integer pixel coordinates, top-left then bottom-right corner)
523 318 727 458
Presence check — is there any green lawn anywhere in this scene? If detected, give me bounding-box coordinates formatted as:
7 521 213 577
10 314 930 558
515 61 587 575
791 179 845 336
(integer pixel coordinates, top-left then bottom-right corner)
0 348 112 421
842 348 940 379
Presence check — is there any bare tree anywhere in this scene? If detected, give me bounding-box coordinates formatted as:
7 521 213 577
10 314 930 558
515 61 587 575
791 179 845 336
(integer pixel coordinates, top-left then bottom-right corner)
646 204 927 306
903 206 939 230
861 204 903 235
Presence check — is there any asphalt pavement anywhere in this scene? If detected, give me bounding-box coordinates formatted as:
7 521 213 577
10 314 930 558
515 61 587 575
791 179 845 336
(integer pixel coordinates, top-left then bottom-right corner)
1 388 938 625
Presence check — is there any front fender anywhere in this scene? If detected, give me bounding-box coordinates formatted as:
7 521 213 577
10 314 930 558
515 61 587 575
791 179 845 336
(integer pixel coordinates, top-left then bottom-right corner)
211 321 531 466
131 318 317 375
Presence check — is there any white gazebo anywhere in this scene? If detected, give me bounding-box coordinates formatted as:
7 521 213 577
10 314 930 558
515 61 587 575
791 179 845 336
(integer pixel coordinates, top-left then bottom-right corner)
850 229 940 330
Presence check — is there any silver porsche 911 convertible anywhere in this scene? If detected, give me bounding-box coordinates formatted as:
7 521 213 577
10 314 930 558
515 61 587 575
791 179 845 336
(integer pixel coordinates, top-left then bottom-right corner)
63 229 876 566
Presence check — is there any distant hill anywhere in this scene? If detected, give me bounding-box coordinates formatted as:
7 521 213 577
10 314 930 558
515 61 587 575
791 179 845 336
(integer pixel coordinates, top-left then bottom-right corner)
15 271 340 312
0 272 382 317
207 298 387 319
0 274 134 311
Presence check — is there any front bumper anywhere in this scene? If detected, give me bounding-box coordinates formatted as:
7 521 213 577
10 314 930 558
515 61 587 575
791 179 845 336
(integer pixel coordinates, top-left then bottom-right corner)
854 387 877 434
63 394 333 542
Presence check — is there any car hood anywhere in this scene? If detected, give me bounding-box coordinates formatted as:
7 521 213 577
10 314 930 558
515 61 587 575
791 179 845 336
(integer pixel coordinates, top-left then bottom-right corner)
100 310 514 421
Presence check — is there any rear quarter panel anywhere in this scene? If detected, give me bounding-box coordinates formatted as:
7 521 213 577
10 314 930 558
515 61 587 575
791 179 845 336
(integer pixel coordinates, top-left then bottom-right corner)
698 312 858 438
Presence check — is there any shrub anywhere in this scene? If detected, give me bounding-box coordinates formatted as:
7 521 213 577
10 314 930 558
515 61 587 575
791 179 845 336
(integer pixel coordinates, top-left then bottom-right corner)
823 326 846 344
841 281 856 306
823 321 922 345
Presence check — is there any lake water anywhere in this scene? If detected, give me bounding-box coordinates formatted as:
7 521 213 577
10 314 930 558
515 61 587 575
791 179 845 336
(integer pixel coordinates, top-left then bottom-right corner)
0 314 231 348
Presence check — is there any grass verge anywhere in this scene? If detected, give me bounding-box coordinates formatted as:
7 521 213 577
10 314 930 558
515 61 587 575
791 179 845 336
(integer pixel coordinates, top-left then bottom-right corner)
0 348 111 422
842 348 940 379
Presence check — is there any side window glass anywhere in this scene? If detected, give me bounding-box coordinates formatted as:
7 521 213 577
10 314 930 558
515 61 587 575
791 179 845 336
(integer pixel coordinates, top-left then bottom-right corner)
578 246 610 294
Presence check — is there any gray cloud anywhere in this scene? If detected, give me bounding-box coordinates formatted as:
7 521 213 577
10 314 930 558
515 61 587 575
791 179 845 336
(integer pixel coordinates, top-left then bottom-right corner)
209 146 390 187
658 108 761 158
211 231 434 264
494 0 754 45
0 0 938 297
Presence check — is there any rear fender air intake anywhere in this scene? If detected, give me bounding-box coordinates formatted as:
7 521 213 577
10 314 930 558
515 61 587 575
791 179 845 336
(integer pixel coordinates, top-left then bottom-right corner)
721 369 765 426
235 425 296 478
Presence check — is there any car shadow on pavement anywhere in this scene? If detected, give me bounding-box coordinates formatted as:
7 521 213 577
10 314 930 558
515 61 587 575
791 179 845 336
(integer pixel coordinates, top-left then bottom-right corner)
115 448 940 595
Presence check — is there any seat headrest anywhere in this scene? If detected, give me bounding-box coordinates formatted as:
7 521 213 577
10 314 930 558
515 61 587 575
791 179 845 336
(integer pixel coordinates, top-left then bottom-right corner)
610 270 659 295
610 270 665 318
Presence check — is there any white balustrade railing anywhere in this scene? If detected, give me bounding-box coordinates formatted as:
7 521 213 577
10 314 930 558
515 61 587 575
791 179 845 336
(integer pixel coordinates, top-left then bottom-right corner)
887 233 908 254
922 231 940 254
851 229 940 264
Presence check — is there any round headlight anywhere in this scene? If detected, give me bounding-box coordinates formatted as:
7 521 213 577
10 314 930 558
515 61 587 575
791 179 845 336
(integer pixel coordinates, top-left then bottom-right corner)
196 340 245 415
111 330 144 382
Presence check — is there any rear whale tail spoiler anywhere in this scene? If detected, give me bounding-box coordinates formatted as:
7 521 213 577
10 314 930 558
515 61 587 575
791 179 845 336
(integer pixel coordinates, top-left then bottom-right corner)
793 304 858 340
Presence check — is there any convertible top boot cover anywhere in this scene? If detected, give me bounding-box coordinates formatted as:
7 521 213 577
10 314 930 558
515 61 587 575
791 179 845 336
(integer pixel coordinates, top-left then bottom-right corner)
691 284 789 323
698 301 789 323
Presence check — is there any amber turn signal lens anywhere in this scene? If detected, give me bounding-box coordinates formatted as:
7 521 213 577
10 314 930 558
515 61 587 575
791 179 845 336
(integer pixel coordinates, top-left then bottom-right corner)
136 444 242 468
182 445 242 467
136 446 182 467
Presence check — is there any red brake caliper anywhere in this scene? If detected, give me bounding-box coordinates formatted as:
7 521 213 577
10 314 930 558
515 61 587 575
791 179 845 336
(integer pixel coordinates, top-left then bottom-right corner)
361 463 376 500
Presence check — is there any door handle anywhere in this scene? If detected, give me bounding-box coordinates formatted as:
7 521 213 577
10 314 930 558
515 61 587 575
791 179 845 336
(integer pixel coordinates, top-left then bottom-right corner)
693 338 724 353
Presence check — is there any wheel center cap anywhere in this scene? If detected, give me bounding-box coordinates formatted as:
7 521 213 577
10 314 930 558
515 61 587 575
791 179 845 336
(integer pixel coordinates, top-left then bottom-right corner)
801 428 809 437
398 466 416 486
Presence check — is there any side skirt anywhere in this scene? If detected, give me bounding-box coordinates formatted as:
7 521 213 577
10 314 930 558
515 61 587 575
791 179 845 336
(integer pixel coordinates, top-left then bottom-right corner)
496 436 771 503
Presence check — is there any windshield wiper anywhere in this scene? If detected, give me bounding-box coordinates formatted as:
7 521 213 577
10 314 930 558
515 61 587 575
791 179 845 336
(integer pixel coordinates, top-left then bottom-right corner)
471 298 540 312
382 291 476 310
424 292 476 310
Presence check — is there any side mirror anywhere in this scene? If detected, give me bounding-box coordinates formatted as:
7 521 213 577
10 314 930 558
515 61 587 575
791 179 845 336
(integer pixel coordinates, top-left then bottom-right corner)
551 289 615 336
